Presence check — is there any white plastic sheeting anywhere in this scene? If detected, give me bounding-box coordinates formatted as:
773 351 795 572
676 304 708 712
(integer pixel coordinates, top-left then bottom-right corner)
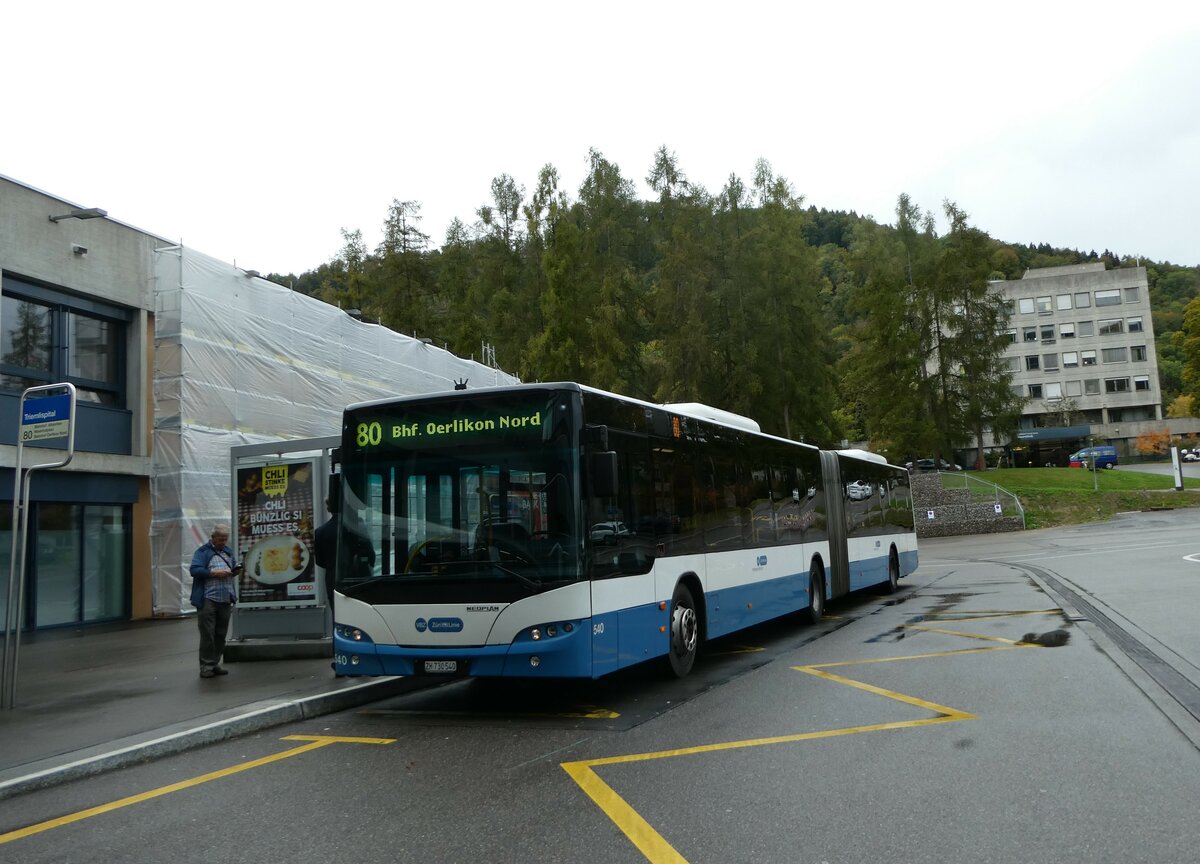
151 246 519 615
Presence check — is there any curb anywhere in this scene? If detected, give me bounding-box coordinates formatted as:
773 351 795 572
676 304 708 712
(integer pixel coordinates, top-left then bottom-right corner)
0 677 411 801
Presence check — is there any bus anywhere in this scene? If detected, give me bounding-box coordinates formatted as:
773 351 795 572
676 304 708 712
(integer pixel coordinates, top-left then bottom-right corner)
331 382 917 679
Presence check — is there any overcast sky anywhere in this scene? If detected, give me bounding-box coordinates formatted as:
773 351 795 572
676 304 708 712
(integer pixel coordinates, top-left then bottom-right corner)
6 2 1199 275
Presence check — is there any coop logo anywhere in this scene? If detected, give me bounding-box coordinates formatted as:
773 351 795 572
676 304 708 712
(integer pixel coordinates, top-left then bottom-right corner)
415 617 464 633
287 582 315 597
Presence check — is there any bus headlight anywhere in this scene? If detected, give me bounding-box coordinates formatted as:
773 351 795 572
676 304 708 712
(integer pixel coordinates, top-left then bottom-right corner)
335 624 373 643
527 621 575 641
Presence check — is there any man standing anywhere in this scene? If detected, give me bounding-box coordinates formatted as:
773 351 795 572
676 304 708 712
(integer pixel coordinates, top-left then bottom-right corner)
189 523 240 678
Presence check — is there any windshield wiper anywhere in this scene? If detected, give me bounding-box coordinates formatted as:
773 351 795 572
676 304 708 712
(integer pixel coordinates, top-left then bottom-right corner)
488 562 542 590
338 574 397 598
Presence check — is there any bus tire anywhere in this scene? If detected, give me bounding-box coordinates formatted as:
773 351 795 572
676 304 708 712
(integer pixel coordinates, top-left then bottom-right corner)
667 582 699 678
885 548 900 593
804 566 825 624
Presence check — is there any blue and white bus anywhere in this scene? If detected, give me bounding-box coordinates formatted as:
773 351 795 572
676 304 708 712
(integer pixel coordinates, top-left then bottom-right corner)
331 382 917 679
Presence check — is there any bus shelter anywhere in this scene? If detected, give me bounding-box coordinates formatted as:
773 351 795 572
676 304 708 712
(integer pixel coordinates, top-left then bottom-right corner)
226 435 339 659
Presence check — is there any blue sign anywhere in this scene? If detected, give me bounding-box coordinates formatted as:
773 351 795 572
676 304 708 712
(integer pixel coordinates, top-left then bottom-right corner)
20 394 72 442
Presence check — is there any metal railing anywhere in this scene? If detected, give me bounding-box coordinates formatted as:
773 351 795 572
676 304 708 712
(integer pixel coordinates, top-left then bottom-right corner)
938 471 1026 529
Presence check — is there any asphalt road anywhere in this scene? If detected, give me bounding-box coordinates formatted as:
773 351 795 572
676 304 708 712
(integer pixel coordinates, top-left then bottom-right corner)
4 511 1199 863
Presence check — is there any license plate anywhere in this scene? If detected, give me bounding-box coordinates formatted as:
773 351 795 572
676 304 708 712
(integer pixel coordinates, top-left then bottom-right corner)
422 660 459 674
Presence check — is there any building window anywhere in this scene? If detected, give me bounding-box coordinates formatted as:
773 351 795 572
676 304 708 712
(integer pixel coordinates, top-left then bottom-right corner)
1000 356 1020 372
0 286 127 406
1127 317 1143 333
1056 294 1073 311
1028 384 1043 398
1025 355 1040 371
1101 347 1128 363
1065 380 1082 397
1105 377 1130 393
1084 379 1101 395
1075 292 1091 308
1131 345 1147 362
1060 322 1075 339
1125 286 1140 303
1078 321 1095 337
1099 318 1124 336
1043 353 1059 371
1018 297 1035 314
1004 328 1017 343
0 502 129 628
1081 350 1097 366
1040 324 1055 342
1023 327 1038 343
1045 382 1063 400
1011 383 1025 398
1095 289 1121 307
1063 352 1079 368
1036 296 1053 314
1134 375 1151 391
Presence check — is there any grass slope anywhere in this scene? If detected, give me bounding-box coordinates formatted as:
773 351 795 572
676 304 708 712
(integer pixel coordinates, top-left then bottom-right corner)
966 465 1200 529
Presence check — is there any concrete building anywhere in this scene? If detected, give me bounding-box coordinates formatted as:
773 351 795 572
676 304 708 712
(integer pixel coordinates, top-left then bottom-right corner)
994 263 1170 466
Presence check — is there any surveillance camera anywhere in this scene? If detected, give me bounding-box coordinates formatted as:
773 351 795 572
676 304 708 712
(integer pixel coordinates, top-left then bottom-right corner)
72 244 88 255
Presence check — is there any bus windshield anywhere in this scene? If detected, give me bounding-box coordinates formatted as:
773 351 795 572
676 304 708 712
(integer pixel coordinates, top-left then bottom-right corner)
337 390 582 604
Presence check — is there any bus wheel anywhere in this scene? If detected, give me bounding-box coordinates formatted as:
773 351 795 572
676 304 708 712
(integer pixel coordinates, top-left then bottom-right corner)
667 583 699 678
804 568 825 624
886 549 900 593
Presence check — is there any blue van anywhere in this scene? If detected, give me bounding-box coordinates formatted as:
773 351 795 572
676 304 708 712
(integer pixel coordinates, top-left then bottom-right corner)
1069 445 1118 469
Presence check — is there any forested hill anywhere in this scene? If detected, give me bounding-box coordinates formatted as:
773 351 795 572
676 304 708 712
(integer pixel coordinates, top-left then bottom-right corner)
264 150 1200 448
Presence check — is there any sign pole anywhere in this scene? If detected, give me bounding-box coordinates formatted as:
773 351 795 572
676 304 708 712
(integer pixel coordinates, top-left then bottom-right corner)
2 384 76 710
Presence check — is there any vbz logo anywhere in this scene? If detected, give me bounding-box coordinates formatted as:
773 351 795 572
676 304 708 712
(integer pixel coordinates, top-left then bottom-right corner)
757 555 768 567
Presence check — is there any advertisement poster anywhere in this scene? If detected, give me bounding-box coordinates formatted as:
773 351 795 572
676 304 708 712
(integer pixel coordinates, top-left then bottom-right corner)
235 459 318 607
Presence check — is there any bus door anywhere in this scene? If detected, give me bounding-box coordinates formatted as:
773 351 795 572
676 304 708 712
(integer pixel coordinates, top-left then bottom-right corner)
818 450 849 597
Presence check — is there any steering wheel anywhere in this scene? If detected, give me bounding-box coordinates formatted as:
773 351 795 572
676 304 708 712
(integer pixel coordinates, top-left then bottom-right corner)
404 536 451 573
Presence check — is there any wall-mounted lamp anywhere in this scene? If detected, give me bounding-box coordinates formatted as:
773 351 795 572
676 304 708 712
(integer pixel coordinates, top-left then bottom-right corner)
418 337 433 345
71 244 88 256
49 207 108 223
344 309 364 321
243 269 260 278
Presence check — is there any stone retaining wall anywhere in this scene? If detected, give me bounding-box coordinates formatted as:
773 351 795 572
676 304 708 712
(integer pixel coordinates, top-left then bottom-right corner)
909 473 1023 538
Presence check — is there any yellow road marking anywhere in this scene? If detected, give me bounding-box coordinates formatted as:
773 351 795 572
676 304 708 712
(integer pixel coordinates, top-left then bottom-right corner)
363 705 621 720
561 607 1061 863
705 645 766 656
920 609 1060 622
562 643 999 863
0 735 393 846
903 624 1027 644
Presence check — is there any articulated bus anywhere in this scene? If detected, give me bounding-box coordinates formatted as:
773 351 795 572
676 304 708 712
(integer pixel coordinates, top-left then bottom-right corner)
331 382 917 679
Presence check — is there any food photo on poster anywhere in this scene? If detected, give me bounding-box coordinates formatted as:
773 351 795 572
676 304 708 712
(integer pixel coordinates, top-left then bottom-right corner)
235 461 318 606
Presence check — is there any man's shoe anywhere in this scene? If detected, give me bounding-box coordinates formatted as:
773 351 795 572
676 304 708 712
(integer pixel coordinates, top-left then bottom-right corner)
200 669 216 678
213 666 230 676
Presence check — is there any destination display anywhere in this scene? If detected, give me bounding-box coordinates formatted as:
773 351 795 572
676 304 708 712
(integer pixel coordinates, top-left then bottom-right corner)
351 400 551 451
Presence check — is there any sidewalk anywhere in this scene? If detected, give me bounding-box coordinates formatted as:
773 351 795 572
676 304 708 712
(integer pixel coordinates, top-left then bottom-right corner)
0 617 411 800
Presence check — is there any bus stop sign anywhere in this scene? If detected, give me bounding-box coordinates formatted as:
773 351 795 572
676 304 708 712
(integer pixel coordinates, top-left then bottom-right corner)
20 393 72 442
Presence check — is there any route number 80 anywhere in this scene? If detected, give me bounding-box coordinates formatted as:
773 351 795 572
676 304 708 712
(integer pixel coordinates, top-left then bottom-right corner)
357 422 382 447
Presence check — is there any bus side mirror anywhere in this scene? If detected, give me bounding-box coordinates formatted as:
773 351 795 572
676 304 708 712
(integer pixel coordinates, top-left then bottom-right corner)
592 451 618 497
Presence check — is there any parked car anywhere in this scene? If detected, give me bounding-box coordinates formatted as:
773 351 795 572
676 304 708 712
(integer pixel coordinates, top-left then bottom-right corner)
1068 445 1118 469
906 458 960 472
589 521 630 544
845 480 873 501
1184 451 1200 462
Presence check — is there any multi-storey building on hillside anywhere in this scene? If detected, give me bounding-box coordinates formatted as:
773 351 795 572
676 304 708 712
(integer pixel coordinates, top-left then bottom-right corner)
994 262 1164 466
